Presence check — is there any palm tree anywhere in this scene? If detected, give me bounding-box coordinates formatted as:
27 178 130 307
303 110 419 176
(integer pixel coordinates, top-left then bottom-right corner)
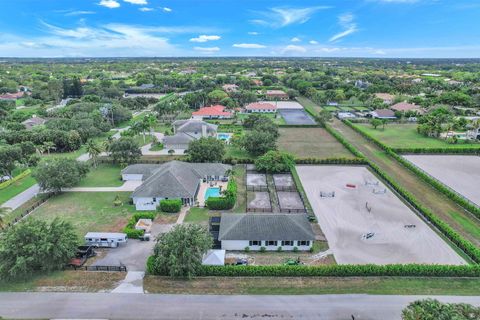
143 114 158 139
43 141 56 155
86 140 102 168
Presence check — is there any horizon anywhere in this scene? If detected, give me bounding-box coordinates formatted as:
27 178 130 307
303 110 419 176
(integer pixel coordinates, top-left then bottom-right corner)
1 0 480 58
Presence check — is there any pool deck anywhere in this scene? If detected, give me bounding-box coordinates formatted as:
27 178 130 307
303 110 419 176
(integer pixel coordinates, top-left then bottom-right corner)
197 181 228 207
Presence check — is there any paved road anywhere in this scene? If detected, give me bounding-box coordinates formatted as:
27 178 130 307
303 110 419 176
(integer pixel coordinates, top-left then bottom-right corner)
1 183 39 210
0 293 479 319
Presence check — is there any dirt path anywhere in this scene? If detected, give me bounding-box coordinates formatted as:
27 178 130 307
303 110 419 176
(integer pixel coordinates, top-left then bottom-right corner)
331 119 480 247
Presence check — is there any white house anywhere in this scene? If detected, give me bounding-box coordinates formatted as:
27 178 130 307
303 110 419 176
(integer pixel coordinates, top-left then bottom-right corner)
122 161 231 210
218 213 315 251
244 102 277 113
163 120 218 150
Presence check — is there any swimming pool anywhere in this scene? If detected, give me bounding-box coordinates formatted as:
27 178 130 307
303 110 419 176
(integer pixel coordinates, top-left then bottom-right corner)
217 133 232 142
205 187 221 200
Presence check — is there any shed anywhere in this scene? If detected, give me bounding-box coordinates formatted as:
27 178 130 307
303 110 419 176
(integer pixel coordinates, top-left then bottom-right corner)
135 219 153 233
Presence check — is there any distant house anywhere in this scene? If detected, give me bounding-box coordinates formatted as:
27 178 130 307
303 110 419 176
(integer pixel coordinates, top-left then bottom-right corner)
390 102 423 113
374 93 395 105
368 109 396 119
163 120 218 150
265 90 289 101
222 84 238 93
122 161 231 210
22 115 46 130
191 105 233 120
218 213 315 251
245 102 276 113
0 91 24 101
251 79 263 86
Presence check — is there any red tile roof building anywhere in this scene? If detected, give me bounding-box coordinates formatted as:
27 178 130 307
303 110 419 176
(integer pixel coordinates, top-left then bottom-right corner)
0 91 24 100
390 102 423 113
191 105 233 119
265 90 289 100
245 102 277 113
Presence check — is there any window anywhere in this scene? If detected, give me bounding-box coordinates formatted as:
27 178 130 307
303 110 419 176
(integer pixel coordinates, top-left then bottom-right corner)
266 240 278 246
281 240 293 246
298 241 310 246
100 238 107 241
249 240 261 246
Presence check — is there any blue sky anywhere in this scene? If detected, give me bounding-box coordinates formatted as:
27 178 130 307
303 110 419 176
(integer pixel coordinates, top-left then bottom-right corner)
0 0 479 58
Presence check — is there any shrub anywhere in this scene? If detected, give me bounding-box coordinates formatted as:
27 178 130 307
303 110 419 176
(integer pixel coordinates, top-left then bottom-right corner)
277 246 283 252
160 199 182 213
244 246 250 252
293 247 299 253
255 150 295 173
260 246 266 253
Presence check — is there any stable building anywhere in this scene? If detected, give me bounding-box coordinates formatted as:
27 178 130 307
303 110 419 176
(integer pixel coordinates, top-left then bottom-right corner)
218 213 315 251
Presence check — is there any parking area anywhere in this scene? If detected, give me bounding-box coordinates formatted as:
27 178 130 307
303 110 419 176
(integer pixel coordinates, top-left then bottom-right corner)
260 100 304 110
296 165 466 265
247 191 272 212
278 109 316 125
92 223 173 271
403 155 480 206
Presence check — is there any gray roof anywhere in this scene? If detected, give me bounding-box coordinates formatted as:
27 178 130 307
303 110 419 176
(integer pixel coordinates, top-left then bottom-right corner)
173 120 217 134
121 164 161 179
130 161 231 199
219 213 315 241
163 132 196 145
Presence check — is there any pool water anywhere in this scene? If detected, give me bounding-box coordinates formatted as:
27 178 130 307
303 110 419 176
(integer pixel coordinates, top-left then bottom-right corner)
217 133 232 141
205 187 221 200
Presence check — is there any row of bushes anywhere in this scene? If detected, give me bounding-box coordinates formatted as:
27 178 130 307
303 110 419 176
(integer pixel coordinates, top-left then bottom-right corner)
192 264 480 277
205 178 237 210
160 199 182 213
329 122 480 263
123 212 156 239
344 120 480 219
393 147 480 154
294 157 366 165
0 169 31 190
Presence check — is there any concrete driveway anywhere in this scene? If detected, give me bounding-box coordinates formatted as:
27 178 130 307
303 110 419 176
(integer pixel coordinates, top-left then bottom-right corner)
92 223 174 271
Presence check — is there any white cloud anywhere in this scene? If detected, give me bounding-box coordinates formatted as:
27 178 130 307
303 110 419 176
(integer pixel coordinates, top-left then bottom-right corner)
189 35 221 42
194 46 220 53
291 37 301 42
329 13 358 42
139 7 154 12
98 0 120 9
233 43 266 49
248 31 259 35
281 45 307 54
309 40 319 44
65 11 96 16
163 7 172 12
252 6 331 28
124 0 147 5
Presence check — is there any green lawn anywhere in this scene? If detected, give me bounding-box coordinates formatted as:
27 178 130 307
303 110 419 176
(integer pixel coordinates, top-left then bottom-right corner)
184 207 211 223
296 96 323 115
31 192 146 238
77 164 123 187
354 123 480 149
324 106 338 111
144 276 480 295
0 175 37 205
232 165 247 213
339 106 354 111
353 106 369 111
237 113 285 125
225 145 254 160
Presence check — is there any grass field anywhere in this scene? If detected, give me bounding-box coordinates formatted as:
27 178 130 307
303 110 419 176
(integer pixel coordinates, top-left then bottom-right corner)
31 192 143 238
278 127 354 159
225 145 254 160
354 123 480 149
324 106 339 111
184 207 211 223
0 175 36 205
144 276 480 295
77 164 123 187
296 96 323 115
237 113 286 125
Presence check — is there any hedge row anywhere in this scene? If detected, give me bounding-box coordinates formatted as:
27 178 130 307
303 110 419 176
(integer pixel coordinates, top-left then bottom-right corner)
123 212 157 239
278 124 322 128
205 178 237 210
393 147 480 154
329 122 480 263
294 157 366 165
160 199 182 213
344 120 480 219
193 264 480 277
0 169 31 190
